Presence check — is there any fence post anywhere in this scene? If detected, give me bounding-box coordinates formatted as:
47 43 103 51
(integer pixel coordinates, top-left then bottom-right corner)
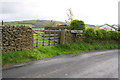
42 30 45 46
36 34 38 47
48 29 51 46
54 29 56 45
60 29 67 45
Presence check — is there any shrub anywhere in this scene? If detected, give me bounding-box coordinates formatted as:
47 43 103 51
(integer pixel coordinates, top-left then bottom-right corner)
95 29 102 40
83 27 119 42
118 31 120 41
118 27 120 31
83 27 96 43
108 31 119 40
69 20 86 30
84 27 96 38
95 29 108 40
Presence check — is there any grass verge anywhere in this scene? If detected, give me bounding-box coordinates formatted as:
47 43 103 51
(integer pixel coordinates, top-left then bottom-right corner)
2 41 119 66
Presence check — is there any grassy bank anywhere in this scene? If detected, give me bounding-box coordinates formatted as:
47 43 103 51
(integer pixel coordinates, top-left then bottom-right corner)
2 41 119 66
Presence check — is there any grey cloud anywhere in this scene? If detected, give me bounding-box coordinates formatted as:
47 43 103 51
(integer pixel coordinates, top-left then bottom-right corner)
0 2 22 14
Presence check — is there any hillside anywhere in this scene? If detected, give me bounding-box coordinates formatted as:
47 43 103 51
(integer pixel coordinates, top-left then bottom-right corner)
2 20 100 29
85 24 100 28
3 20 66 27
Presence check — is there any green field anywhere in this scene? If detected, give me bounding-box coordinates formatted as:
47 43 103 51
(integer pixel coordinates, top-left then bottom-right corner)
33 27 59 47
4 22 35 27
3 20 65 27
3 22 58 47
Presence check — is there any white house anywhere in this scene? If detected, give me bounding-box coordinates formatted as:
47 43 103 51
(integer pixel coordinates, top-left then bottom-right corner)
99 24 118 31
112 24 118 30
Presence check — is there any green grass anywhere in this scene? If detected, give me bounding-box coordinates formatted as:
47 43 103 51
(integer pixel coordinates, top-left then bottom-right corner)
2 41 119 66
4 23 35 27
33 27 47 46
33 27 59 46
33 35 59 47
4 20 65 27
12 24 35 27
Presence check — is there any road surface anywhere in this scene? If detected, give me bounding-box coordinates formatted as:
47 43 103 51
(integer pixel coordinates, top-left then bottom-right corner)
2 49 119 78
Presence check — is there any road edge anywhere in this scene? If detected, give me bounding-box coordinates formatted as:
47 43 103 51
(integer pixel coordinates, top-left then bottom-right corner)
2 49 119 70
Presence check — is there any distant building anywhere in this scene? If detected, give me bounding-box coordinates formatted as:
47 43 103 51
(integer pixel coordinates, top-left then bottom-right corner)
112 24 118 30
99 24 118 31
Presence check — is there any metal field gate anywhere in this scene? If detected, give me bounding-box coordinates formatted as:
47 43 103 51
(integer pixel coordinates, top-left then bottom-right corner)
32 27 61 47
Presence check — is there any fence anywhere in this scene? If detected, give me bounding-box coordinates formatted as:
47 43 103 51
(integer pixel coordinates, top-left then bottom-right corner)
32 27 61 47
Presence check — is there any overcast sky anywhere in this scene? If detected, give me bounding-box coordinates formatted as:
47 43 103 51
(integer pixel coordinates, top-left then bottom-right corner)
0 0 119 25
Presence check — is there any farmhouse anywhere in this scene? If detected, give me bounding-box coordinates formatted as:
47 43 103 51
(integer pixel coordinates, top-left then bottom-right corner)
112 24 118 30
99 24 118 31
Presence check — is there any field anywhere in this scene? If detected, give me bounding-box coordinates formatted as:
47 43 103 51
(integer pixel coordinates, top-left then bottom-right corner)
3 21 60 47
33 27 60 47
2 20 119 66
4 22 35 27
3 20 65 27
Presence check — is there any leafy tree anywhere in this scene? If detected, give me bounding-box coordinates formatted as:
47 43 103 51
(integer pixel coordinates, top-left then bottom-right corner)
69 20 86 30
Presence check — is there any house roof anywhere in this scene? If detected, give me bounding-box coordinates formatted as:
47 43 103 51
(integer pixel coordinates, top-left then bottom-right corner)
100 24 118 30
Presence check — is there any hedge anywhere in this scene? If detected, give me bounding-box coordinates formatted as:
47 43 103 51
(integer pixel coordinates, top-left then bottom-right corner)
83 28 119 42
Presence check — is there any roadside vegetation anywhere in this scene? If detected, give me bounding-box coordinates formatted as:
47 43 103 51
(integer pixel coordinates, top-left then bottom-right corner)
2 19 119 66
83 27 120 43
2 41 119 66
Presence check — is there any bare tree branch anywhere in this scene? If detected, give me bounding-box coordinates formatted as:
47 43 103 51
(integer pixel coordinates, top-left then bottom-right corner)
66 8 74 25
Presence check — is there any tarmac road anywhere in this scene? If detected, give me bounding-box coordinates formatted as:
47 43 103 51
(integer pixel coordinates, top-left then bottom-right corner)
2 49 119 78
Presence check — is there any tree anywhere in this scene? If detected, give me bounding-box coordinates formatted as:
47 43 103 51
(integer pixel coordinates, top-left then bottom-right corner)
69 20 86 30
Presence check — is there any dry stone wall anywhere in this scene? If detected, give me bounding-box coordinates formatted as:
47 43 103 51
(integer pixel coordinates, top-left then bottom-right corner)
60 29 84 44
2 25 33 53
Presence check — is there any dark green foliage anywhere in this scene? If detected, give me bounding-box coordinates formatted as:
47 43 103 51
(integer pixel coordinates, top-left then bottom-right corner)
95 29 102 39
84 28 96 38
83 28 119 41
83 28 96 42
95 29 108 40
3 42 119 66
69 20 86 30
108 31 119 40
118 28 120 31
118 31 120 41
